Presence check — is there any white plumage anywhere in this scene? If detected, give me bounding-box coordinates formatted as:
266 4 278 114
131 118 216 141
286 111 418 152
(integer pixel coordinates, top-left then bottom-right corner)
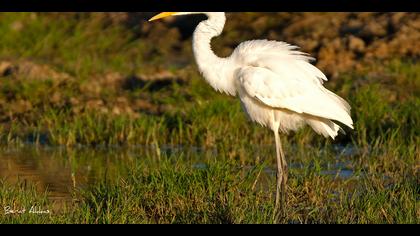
150 12 354 214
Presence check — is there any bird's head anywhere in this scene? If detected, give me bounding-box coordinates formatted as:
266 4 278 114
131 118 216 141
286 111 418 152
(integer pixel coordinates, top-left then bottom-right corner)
148 12 226 35
148 12 197 22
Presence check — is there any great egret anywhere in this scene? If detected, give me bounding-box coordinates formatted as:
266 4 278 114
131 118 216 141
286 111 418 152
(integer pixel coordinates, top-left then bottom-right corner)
149 12 353 214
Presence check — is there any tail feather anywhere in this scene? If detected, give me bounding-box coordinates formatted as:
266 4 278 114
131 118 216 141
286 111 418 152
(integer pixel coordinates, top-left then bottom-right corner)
323 89 353 129
305 115 342 139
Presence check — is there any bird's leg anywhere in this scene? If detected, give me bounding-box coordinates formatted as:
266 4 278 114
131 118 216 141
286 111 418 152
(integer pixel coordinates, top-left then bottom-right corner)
278 134 288 205
274 131 285 217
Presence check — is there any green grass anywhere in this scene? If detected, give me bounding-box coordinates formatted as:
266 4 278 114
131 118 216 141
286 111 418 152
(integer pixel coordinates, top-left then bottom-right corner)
0 13 418 224
0 148 418 223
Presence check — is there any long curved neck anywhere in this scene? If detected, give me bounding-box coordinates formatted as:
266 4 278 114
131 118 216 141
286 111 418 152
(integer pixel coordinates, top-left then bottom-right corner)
192 13 236 96
193 13 226 65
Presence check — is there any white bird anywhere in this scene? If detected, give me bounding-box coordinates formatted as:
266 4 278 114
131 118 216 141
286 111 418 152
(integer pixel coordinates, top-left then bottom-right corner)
149 12 353 214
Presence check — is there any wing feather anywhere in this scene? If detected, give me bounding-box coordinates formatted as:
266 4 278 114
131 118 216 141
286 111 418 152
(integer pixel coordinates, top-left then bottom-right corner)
233 40 327 85
236 63 353 129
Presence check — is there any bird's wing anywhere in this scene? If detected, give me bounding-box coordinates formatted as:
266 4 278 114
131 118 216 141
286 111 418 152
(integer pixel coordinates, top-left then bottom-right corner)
235 41 353 129
233 40 328 86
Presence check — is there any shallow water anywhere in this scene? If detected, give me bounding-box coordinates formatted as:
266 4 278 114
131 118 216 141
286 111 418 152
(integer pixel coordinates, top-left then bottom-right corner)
0 144 359 204
0 145 220 203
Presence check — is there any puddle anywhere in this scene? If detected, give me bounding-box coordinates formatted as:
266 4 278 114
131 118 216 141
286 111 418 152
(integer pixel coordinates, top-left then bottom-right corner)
0 147 76 202
0 144 218 204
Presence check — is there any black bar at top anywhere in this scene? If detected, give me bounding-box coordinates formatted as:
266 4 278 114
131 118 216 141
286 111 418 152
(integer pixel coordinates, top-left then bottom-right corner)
0 0 418 12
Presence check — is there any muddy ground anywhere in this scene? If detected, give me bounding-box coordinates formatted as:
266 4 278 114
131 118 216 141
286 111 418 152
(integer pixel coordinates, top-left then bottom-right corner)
0 12 418 123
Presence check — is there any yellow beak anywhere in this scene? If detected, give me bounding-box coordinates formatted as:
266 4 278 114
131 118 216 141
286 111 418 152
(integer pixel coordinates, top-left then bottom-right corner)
148 12 178 22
